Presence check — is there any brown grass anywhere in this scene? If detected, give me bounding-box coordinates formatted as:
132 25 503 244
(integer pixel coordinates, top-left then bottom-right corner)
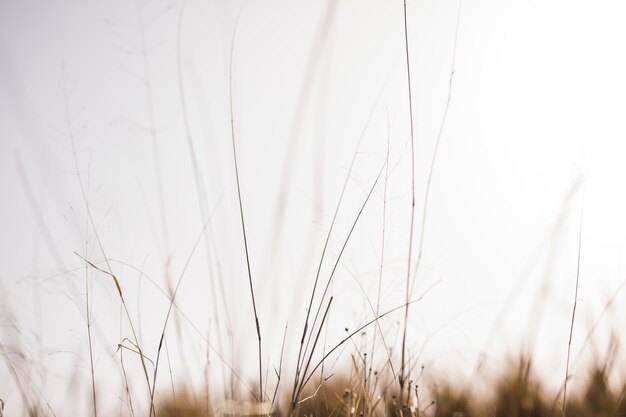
152 353 626 417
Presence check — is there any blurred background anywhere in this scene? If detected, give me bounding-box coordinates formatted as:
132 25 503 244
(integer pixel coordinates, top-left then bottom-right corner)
2 0 626 415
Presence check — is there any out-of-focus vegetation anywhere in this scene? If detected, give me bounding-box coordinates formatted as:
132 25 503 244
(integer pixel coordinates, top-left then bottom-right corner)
151 354 626 417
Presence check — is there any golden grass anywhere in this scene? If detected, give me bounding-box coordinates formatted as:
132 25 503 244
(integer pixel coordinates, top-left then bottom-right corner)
150 354 626 417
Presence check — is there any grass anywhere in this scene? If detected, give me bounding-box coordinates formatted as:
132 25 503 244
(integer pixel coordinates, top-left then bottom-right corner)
149 354 626 417
2 1 624 417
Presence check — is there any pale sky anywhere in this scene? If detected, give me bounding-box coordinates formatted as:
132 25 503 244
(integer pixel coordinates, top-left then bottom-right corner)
2 0 626 415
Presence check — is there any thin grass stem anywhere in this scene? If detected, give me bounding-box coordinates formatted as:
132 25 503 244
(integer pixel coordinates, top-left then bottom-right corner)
562 195 585 416
149 208 218 414
228 3 263 401
400 0 417 401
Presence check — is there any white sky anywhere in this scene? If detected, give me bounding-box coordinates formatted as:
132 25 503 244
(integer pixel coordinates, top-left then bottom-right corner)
2 0 626 415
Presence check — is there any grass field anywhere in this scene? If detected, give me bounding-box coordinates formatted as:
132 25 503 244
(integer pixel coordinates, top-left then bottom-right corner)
2 1 626 416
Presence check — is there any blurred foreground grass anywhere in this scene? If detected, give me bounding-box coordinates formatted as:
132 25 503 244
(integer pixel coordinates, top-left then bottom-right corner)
154 355 626 417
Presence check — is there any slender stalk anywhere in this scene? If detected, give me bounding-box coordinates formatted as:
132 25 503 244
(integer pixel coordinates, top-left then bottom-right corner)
75 154 98 417
119 318 136 417
228 5 263 401
563 196 585 416
85 261 98 417
401 1 464 403
293 297 334 412
149 211 216 415
81 165 98 417
362 353 367 417
400 0 417 401
370 125 395 381
164 338 177 417
271 323 289 408
409 0 463 295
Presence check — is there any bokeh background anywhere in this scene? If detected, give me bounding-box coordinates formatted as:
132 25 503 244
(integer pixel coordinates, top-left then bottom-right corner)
2 0 626 415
